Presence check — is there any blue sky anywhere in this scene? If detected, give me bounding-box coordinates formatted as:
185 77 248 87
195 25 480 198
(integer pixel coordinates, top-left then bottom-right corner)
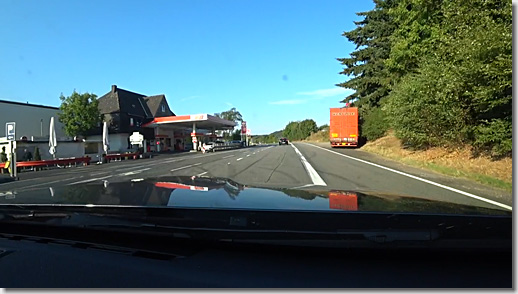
0 0 374 135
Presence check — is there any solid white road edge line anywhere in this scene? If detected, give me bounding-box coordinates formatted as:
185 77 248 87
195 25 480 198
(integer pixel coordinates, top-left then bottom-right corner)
303 143 512 211
291 144 327 186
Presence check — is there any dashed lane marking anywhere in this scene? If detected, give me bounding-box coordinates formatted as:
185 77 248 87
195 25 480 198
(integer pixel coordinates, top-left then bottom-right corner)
170 163 202 172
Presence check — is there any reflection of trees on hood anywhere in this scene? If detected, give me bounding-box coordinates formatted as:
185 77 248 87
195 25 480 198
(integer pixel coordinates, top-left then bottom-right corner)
57 182 160 206
281 189 321 201
357 194 504 215
59 185 103 204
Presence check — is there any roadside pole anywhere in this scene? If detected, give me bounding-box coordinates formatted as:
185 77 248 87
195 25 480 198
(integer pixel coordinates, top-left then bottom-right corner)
6 122 16 179
9 141 13 178
12 142 16 178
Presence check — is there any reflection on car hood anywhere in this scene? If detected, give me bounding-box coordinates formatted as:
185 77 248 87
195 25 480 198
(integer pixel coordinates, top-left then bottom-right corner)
0 176 510 216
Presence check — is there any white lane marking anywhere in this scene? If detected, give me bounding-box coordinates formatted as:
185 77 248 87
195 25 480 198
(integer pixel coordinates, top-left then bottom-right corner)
91 171 111 176
197 171 208 176
227 162 231 165
114 164 151 172
188 148 245 159
304 143 512 211
170 163 202 172
14 177 82 190
120 167 151 176
163 158 184 163
236 157 243 161
291 184 316 189
246 154 250 157
222 155 235 159
67 175 113 185
253 153 256 155
290 144 327 186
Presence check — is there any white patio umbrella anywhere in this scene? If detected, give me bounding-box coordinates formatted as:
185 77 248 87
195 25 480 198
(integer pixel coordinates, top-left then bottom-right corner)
102 121 109 154
49 117 57 159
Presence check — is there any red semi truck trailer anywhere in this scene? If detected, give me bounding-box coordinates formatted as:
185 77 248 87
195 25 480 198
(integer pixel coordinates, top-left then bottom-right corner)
329 107 359 147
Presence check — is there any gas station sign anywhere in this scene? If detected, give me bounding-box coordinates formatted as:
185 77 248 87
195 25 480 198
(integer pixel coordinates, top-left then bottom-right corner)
241 121 247 134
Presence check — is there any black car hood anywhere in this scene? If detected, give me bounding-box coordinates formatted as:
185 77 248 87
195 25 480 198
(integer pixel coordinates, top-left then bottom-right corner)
0 176 510 216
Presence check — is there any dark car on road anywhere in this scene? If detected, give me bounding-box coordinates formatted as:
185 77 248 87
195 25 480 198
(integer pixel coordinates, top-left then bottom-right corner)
279 138 289 145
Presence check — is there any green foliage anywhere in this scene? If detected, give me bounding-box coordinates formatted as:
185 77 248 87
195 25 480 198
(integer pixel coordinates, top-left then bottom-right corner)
336 0 397 116
215 107 244 138
214 107 243 128
283 119 318 141
253 134 279 144
473 118 512 158
340 0 512 158
34 147 41 161
58 91 102 137
361 107 388 141
231 129 242 141
318 124 329 132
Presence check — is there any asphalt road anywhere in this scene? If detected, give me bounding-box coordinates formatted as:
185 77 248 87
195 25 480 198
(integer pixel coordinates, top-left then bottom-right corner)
0 143 512 211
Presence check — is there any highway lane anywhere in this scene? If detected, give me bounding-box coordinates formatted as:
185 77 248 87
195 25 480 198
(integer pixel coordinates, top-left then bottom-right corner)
294 142 512 210
0 147 273 191
0 143 512 211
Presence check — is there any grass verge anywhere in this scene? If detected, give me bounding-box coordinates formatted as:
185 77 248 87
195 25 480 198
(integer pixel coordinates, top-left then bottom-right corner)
360 133 512 192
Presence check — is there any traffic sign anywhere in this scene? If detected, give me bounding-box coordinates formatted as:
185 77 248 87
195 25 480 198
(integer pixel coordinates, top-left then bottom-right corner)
5 122 15 141
241 121 247 134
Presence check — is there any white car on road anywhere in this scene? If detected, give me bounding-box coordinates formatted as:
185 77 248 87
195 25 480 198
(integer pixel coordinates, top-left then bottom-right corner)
202 142 216 153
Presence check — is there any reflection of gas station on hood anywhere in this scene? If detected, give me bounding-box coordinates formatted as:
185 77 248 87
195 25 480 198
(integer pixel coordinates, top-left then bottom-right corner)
155 181 208 191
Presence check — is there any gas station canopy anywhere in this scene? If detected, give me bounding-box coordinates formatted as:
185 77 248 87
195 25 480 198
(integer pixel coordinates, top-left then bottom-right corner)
142 114 236 130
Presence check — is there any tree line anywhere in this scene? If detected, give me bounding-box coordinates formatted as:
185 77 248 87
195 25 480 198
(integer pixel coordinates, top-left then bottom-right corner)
254 120 326 143
338 0 511 158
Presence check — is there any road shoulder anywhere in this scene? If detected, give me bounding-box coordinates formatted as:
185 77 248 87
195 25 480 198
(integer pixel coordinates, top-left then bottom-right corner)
302 141 512 204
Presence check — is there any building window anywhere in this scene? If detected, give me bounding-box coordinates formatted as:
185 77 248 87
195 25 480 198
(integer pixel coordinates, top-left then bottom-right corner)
161 104 165 112
130 118 134 126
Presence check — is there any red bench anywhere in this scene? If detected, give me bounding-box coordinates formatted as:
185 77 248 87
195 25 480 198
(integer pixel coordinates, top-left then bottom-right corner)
104 152 140 162
1 157 91 170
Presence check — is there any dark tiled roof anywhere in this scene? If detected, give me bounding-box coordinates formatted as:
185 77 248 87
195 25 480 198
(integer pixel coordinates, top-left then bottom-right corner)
144 95 175 117
117 89 152 118
97 92 120 114
97 87 153 119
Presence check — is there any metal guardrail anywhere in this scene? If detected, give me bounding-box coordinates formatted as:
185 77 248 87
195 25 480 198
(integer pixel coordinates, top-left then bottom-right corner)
208 143 243 152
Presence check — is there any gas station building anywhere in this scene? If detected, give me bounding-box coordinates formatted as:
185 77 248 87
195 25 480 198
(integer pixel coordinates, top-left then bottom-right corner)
142 113 236 152
96 85 236 153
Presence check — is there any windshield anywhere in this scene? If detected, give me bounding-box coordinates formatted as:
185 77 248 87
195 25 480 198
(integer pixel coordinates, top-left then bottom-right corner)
0 0 512 217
